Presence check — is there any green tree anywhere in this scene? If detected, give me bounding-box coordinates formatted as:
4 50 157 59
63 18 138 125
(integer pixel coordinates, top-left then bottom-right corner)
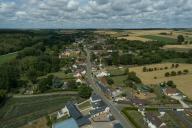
26 68 38 84
106 77 114 85
165 72 170 77
183 69 189 74
143 67 147 72
177 35 185 43
127 72 141 83
167 80 176 88
78 85 92 98
0 90 6 103
171 71 177 76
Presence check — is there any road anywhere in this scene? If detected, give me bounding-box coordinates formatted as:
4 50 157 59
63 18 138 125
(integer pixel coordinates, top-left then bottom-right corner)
85 48 133 128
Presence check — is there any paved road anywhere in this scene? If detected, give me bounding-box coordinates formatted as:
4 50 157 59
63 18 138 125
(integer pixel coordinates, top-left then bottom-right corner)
85 48 133 128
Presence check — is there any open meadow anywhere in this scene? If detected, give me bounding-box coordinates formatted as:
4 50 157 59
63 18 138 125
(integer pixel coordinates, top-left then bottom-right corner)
129 63 192 99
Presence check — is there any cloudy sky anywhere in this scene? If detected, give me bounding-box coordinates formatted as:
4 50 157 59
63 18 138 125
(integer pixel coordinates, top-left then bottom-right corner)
0 0 192 28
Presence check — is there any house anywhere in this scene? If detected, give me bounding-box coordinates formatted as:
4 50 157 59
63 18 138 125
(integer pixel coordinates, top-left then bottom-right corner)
163 87 179 96
112 88 123 98
57 106 70 119
96 81 113 98
74 72 82 78
66 102 82 120
90 93 102 103
144 113 166 128
59 49 80 58
76 78 83 83
96 71 110 78
65 102 91 127
81 70 86 75
90 93 110 117
138 106 145 116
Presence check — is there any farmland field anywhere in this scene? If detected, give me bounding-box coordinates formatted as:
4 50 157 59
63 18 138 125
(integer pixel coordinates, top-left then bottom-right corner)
141 35 177 44
0 95 77 128
0 52 17 65
129 63 192 99
162 44 192 51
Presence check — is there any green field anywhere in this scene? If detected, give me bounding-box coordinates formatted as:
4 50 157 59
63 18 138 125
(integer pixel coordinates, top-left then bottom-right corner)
142 35 177 44
108 68 125 76
39 71 74 80
0 52 17 65
111 75 127 86
0 95 77 128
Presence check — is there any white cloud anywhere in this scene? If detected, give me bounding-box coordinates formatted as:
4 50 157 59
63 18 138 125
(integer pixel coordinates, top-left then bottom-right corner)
0 0 192 28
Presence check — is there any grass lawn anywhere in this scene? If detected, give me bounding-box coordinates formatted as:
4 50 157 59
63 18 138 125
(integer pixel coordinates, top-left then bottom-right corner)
39 71 74 80
111 75 127 86
107 68 125 76
0 52 17 65
142 35 177 44
0 95 77 128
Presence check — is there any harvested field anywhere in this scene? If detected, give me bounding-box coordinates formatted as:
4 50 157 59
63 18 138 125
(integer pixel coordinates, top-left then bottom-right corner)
129 63 192 99
162 44 192 51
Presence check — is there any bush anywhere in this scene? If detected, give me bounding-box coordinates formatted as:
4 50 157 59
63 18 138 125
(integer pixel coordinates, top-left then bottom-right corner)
171 71 177 76
167 80 176 88
0 90 6 103
106 77 114 85
165 72 170 77
183 69 189 74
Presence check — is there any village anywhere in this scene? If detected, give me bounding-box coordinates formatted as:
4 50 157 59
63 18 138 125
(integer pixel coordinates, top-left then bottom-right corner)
1 29 192 128
47 34 192 128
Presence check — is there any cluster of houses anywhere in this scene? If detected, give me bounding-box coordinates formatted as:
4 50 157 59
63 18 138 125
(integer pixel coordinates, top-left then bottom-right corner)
53 92 123 128
55 102 91 128
71 59 87 84
59 49 81 59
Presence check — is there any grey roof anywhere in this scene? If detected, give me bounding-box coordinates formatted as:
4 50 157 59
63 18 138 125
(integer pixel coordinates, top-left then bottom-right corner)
96 81 112 96
90 107 106 115
91 100 107 109
66 102 82 120
91 93 101 101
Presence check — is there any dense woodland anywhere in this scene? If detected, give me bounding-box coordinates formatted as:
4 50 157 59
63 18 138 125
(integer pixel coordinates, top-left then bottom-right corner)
0 30 86 103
